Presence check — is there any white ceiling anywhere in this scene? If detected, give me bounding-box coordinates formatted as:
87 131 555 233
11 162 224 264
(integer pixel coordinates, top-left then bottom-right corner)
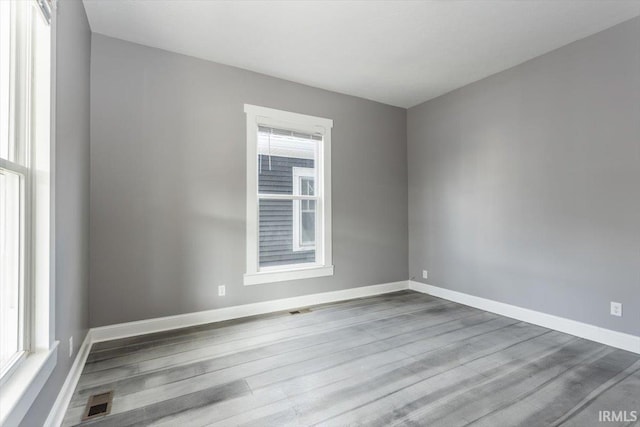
82 0 640 108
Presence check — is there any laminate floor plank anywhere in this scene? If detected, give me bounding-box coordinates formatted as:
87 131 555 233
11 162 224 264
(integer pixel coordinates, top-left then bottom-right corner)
75 299 455 393
405 342 612 426
69 303 477 414
314 331 578 427
132 312 501 427
556 366 640 427
164 322 551 426
85 293 428 366
233 323 552 426
89 291 420 354
82 296 450 375
467 353 640 427
87 291 425 363
63 291 639 427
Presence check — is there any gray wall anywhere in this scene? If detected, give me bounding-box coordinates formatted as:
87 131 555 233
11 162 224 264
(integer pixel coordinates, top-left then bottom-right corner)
89 34 408 327
20 0 91 425
408 17 639 336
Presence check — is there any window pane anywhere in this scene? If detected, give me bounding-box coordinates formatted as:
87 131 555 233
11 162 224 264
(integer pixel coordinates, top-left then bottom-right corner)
0 0 12 160
301 212 315 244
257 126 318 195
300 177 314 196
259 199 315 268
0 168 22 372
1 0 33 165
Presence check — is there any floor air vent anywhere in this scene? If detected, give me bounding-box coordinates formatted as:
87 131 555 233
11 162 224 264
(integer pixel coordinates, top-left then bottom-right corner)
82 391 113 421
289 308 311 315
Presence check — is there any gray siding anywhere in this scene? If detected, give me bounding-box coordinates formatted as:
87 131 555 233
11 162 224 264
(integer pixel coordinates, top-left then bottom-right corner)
258 154 313 194
258 155 315 267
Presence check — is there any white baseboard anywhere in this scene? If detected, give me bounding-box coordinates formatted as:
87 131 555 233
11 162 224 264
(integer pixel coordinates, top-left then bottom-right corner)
409 281 640 354
44 280 408 426
46 278 638 426
90 280 409 343
44 332 92 427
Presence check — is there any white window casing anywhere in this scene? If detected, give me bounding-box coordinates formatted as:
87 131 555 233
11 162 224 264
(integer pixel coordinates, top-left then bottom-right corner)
244 104 333 285
0 1 56 425
292 167 316 252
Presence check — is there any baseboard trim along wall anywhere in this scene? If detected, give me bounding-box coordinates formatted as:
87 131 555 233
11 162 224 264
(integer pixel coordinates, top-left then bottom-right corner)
409 280 640 354
44 280 407 426
90 280 409 343
45 279 640 426
44 332 93 427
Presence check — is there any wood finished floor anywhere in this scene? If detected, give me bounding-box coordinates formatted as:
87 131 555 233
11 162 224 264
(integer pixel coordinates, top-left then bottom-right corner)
63 291 640 427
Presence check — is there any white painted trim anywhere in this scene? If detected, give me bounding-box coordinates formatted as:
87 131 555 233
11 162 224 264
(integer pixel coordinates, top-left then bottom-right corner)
41 280 406 424
292 166 316 252
44 278 640 424
48 0 58 351
244 104 333 131
244 265 334 286
245 105 259 276
43 280 407 425
91 280 408 343
44 332 92 427
409 281 640 354
0 342 58 427
0 5 57 426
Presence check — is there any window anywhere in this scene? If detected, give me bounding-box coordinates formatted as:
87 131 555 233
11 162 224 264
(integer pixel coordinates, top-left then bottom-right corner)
292 167 315 251
1 0 54 423
244 105 333 285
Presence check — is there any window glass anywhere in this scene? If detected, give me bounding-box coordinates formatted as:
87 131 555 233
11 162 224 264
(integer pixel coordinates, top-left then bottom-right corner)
257 127 320 268
257 126 318 195
259 199 316 268
0 169 22 373
297 176 316 248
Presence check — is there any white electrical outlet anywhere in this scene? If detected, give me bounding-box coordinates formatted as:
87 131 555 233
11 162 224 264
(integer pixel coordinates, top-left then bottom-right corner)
422 270 428 279
610 302 622 317
69 336 74 358
218 285 226 297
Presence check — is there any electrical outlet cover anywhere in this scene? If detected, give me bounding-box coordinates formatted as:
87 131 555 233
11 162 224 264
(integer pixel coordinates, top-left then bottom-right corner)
610 302 622 317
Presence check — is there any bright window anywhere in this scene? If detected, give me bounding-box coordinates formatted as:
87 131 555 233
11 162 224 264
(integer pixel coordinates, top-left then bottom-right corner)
292 167 315 251
0 0 52 385
244 105 333 285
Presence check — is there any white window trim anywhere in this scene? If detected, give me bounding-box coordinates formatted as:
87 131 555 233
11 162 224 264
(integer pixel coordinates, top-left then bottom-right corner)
0 1 57 425
292 167 315 252
244 104 333 286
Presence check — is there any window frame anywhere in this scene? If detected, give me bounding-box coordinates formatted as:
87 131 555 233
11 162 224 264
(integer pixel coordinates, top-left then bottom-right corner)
292 166 316 252
0 161 30 381
0 0 57 425
244 104 333 286
1 0 33 382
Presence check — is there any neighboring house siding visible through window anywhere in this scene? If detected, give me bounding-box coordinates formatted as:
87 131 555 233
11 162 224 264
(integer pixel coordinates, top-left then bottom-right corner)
258 155 315 267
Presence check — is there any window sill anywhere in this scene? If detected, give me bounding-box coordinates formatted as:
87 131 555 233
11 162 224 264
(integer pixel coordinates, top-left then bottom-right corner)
0 342 58 426
244 265 334 285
